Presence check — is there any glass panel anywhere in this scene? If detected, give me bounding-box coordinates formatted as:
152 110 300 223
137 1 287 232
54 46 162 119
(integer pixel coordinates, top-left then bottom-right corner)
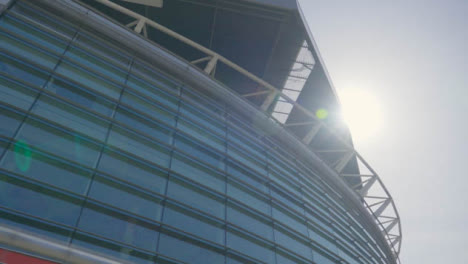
65 46 127 84
114 107 172 145
177 119 225 152
171 152 225 193
55 61 121 100
131 62 179 93
0 172 82 226
181 88 225 119
166 177 225 219
227 229 275 264
0 15 68 53
0 53 49 87
226 256 256 264
158 232 225 264
74 33 131 69
72 232 156 264
0 210 72 243
1 145 92 194
162 203 225 244
16 118 101 167
0 32 60 69
312 249 338 264
274 227 312 259
97 149 168 195
272 204 307 234
227 203 273 241
271 188 303 216
32 94 110 141
121 92 175 126
46 77 115 116
179 103 225 136
107 126 170 168
174 135 224 170
0 76 38 110
227 130 265 161
127 75 178 111
276 250 309 264
77 202 159 251
227 161 268 194
0 107 23 138
228 146 266 177
12 2 76 38
227 180 270 215
269 169 300 196
89 176 163 221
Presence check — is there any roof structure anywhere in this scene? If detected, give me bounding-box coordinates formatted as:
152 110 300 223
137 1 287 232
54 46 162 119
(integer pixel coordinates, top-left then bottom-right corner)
76 0 402 260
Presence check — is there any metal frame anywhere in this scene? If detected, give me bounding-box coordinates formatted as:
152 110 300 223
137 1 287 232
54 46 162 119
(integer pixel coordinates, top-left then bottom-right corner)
62 0 400 261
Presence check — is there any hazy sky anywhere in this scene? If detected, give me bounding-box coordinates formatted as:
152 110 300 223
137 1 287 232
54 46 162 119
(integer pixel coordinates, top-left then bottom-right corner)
299 0 468 263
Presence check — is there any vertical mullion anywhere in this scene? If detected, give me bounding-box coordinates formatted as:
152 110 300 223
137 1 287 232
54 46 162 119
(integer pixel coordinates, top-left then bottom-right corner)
68 52 135 246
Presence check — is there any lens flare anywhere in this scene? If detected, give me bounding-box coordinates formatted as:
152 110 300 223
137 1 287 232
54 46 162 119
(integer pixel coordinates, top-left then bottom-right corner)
316 108 329 120
14 140 32 172
338 89 383 141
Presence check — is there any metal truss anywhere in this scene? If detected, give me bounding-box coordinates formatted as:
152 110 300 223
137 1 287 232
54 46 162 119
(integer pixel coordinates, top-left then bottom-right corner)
86 0 402 260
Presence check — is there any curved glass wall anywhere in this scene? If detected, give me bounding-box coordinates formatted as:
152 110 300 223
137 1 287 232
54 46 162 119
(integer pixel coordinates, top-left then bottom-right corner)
0 1 393 264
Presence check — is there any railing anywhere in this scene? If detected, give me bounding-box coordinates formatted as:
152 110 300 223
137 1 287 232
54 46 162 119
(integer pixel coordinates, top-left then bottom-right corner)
87 0 402 261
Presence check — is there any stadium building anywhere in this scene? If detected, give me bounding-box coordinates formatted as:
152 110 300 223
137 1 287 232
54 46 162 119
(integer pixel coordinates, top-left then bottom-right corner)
0 0 401 263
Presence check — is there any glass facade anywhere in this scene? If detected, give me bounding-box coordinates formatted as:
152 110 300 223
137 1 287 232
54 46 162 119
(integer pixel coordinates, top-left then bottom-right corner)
0 1 393 263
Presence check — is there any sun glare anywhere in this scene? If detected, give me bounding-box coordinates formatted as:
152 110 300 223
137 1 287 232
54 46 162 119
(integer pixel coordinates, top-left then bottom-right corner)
338 89 383 141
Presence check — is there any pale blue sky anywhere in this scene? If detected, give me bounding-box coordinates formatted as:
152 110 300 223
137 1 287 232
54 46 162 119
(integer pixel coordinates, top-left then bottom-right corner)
299 0 468 263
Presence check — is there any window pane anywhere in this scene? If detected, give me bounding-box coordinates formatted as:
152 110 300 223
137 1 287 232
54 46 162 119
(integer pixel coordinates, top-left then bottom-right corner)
162 203 225 244
179 103 225 136
227 162 268 194
177 119 225 152
227 203 273 240
32 94 110 141
274 227 312 259
88 176 163 221
1 145 92 194
0 106 23 138
0 15 68 53
74 33 131 69
0 53 48 87
227 229 275 264
114 108 172 145
228 146 266 176
0 172 82 226
127 76 178 111
158 231 224 264
0 210 72 243
11 2 76 39
72 232 156 264
107 126 170 168
131 62 179 93
272 204 307 234
97 149 168 195
171 152 225 193
65 46 127 84
55 62 121 100
166 177 225 219
227 180 270 215
78 202 159 251
0 76 38 110
16 118 101 167
121 92 175 126
46 78 115 116
0 32 60 69
174 135 224 170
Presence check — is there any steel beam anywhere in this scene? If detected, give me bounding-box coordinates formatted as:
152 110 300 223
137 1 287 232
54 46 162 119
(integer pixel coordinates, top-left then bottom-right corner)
122 0 163 8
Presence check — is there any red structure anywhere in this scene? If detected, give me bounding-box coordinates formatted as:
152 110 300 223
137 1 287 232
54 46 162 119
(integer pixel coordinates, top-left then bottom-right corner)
0 248 57 264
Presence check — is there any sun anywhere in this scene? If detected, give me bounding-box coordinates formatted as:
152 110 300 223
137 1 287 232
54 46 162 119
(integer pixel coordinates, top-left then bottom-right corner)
338 89 383 142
